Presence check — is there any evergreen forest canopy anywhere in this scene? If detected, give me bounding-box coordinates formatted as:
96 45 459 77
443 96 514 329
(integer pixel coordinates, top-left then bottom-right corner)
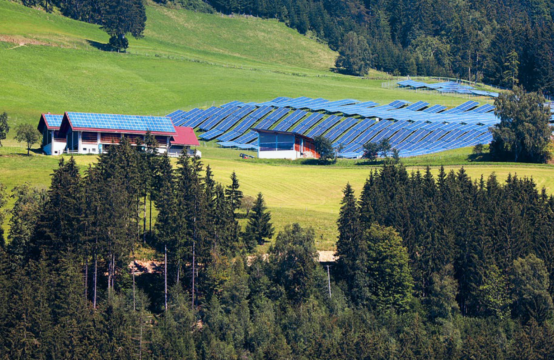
1 138 554 358
17 0 554 95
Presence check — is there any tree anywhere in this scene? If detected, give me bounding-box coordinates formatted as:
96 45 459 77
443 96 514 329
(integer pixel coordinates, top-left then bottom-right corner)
490 87 551 163
473 143 484 155
363 142 380 162
503 50 519 88
511 254 554 324
363 224 413 311
243 192 274 250
313 135 335 163
0 112 9 147
102 0 146 51
335 31 372 76
7 185 48 265
268 224 319 303
225 171 243 214
240 195 255 216
0 183 6 249
379 138 391 158
15 124 40 155
392 148 401 164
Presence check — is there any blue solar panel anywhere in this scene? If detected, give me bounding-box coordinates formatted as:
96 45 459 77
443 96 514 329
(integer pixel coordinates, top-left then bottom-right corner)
306 115 342 138
292 113 324 134
273 110 307 131
67 112 175 133
44 114 63 127
324 118 358 142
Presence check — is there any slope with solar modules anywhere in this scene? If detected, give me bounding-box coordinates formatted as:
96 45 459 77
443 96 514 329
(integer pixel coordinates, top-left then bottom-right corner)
167 96 511 159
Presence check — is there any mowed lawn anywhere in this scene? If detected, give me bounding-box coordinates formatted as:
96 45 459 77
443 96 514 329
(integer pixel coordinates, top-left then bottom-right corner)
1 147 553 250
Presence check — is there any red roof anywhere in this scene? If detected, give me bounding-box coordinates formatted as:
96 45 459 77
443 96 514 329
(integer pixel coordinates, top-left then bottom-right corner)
171 127 200 146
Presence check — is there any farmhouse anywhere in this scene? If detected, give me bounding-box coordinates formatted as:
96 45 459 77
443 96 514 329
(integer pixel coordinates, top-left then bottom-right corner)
39 112 199 156
37 113 66 155
254 129 320 160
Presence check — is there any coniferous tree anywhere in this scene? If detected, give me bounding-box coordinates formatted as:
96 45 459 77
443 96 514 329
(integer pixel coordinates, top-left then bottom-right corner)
225 171 243 214
243 192 274 251
335 183 362 288
7 185 48 265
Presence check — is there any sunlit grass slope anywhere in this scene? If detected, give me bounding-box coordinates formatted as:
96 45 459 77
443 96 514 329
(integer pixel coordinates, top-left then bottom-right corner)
1 147 553 250
0 0 476 133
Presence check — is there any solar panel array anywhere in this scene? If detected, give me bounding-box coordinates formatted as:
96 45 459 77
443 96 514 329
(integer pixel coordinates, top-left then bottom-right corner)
200 106 255 140
67 112 175 133
398 80 499 98
44 114 64 128
169 96 502 158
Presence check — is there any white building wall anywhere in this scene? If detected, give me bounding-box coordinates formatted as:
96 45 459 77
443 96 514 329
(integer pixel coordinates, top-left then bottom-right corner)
257 149 299 160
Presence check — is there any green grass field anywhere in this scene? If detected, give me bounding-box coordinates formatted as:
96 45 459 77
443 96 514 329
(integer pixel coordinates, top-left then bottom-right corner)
1 0 552 250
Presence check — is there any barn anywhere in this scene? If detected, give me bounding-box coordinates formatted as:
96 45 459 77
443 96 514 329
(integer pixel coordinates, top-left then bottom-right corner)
39 112 199 156
254 129 320 160
37 113 66 155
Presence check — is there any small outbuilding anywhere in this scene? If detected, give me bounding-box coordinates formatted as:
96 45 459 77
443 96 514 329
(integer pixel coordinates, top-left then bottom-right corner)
38 113 66 155
169 126 201 157
254 129 320 160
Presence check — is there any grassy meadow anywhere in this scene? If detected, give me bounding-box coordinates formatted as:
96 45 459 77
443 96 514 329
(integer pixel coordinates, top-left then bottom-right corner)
1 0 553 250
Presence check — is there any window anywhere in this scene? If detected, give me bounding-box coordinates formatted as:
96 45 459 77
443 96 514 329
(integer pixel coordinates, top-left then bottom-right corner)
82 132 98 143
101 133 121 144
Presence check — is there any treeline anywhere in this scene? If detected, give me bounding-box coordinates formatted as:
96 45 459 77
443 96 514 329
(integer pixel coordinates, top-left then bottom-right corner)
2 145 554 357
204 0 554 95
17 0 554 93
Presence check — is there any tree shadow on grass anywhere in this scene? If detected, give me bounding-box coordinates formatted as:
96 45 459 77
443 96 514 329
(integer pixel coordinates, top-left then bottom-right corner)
467 152 492 162
86 40 115 52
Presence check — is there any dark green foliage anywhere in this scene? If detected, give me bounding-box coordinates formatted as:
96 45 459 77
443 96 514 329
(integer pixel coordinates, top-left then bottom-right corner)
490 87 552 163
102 0 146 51
225 171 243 214
511 254 554 324
0 183 6 249
7 184 48 265
362 141 380 162
335 31 372 76
0 112 8 147
243 192 274 250
313 135 335 163
4 154 554 358
14 123 40 155
267 224 320 303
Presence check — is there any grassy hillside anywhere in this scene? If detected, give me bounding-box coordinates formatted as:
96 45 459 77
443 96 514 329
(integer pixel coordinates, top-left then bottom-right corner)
1 0 551 250
0 0 479 134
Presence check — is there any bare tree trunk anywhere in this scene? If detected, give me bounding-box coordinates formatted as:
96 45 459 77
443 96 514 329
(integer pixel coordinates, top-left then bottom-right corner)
149 197 152 234
191 241 196 311
93 252 98 309
164 245 168 312
133 265 136 311
84 258 88 302
327 265 332 299
143 193 147 243
176 259 180 285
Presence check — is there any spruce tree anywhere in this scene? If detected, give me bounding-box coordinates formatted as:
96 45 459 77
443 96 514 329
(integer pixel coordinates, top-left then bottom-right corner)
335 183 362 288
225 171 243 214
243 192 274 251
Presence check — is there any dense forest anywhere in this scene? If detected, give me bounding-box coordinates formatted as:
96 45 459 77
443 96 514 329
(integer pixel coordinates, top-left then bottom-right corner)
15 0 554 95
1 136 554 358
